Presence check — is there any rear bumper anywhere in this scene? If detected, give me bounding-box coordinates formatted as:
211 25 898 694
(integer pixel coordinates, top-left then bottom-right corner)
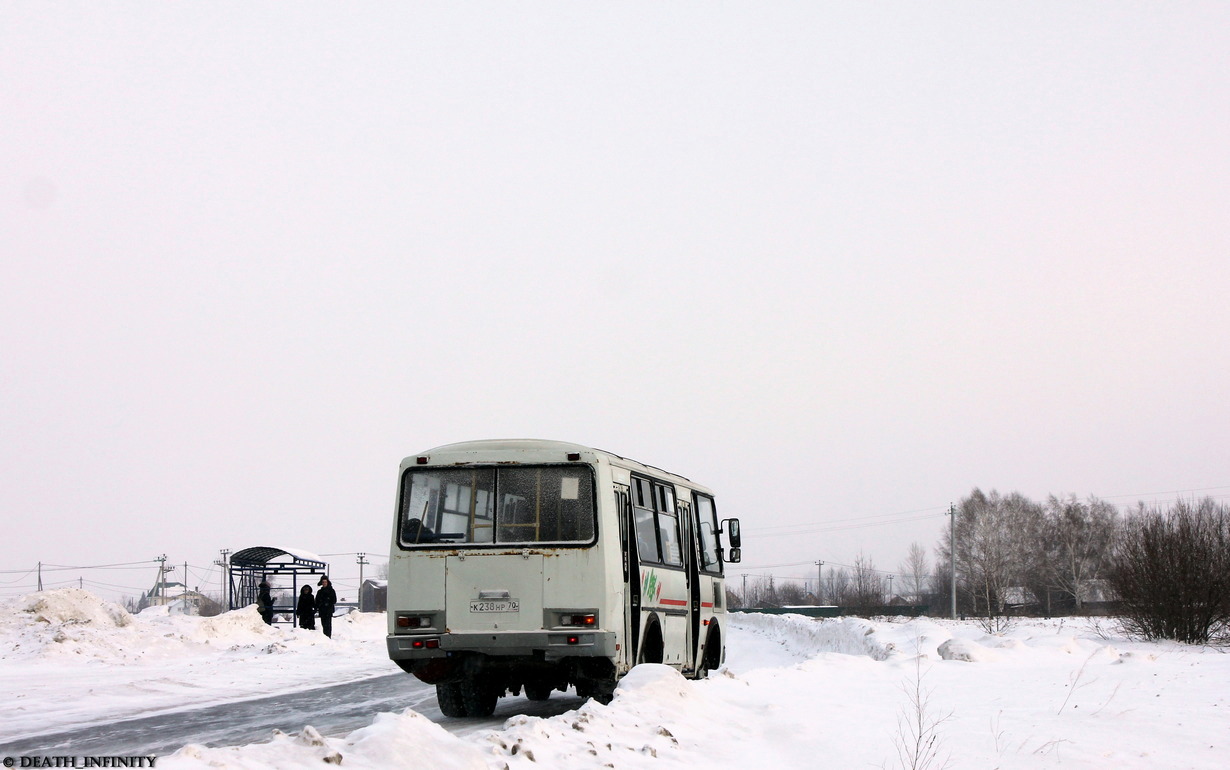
387 630 617 661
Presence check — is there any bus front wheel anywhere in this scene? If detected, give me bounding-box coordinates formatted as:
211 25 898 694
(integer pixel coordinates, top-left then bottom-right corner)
698 627 722 679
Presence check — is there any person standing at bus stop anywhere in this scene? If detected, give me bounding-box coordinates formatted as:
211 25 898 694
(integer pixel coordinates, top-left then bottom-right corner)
315 575 337 638
257 578 274 625
296 584 316 630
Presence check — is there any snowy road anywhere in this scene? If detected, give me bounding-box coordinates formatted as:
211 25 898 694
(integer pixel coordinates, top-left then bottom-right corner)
0 673 588 756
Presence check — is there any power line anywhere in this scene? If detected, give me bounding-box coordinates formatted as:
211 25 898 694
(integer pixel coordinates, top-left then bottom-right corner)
745 485 1230 541
748 512 946 539
81 578 152 592
1095 484 1230 501
0 569 37 584
740 557 900 577
753 505 949 534
37 560 158 572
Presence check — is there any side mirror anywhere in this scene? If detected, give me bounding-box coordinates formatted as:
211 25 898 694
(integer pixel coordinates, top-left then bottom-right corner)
726 547 741 564
722 518 741 548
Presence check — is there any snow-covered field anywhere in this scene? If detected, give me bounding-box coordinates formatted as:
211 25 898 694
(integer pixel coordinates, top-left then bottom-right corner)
2 589 1227 768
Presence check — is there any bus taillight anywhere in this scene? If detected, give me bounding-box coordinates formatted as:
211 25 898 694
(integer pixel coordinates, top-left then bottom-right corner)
559 613 597 627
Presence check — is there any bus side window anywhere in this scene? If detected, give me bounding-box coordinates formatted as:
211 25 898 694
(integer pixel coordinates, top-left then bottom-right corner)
632 478 661 563
655 484 683 566
694 494 721 571
635 505 661 563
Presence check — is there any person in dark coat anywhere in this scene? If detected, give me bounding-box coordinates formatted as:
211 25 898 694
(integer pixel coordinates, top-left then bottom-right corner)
296 584 316 630
257 578 274 625
315 576 338 638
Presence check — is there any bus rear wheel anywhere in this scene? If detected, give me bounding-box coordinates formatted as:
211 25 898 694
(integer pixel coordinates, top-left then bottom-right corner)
638 622 664 664
462 677 500 717
436 682 465 718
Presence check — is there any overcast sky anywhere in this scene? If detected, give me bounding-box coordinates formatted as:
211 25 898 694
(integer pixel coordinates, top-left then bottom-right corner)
3 3 1228 602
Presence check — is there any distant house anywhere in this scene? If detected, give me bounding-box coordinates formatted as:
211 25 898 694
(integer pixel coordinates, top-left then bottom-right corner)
166 591 211 616
145 580 186 607
360 579 387 612
1001 586 1038 610
145 580 210 615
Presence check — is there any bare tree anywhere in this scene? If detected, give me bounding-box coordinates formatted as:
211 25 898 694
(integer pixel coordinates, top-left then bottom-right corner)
1106 498 1230 643
776 580 809 607
827 567 851 607
1040 495 1117 612
197 592 226 617
940 489 1041 631
898 543 930 604
927 560 960 615
744 575 779 608
848 553 885 611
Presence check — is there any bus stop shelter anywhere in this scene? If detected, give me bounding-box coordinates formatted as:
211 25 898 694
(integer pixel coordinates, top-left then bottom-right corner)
228 546 328 622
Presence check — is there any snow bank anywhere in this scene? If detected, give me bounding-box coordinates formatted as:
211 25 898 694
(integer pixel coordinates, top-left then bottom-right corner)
169 713 490 770
937 637 1001 662
19 587 133 628
0 588 140 662
729 612 1129 668
728 611 899 660
0 589 396 741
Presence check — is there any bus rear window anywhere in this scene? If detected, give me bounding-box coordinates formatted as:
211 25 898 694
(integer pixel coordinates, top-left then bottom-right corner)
398 466 595 547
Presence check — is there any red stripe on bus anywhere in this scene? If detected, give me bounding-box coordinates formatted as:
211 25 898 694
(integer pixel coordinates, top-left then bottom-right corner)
659 598 687 606
700 602 714 608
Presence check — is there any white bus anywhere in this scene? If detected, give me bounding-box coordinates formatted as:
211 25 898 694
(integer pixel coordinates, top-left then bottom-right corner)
386 439 742 717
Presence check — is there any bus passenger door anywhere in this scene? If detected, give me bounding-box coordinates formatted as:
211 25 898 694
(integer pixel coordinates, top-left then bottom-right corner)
616 487 640 666
679 499 701 671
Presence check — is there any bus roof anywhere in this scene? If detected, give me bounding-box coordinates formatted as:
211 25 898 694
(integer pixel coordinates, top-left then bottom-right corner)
405 438 712 495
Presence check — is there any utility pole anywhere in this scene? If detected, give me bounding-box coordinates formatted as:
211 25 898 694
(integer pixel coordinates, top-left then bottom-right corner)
216 549 231 610
155 555 167 605
814 560 824 605
948 503 957 620
37 561 43 591
357 552 369 588
887 574 894 602
741 573 747 607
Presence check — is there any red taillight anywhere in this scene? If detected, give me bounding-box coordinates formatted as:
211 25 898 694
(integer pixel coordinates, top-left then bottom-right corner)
559 613 596 627
416 456 429 464
567 635 579 645
426 639 439 649
412 638 440 649
397 615 431 628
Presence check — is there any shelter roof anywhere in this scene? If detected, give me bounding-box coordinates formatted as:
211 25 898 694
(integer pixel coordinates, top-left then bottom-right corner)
230 546 326 568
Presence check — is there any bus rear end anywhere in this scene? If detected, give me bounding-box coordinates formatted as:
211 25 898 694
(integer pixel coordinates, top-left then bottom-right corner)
386 441 619 717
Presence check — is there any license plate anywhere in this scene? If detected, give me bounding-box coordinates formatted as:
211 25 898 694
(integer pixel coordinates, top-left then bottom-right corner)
470 599 520 613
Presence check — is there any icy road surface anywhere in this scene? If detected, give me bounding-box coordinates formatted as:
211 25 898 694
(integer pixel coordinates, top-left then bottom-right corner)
0 673 586 756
